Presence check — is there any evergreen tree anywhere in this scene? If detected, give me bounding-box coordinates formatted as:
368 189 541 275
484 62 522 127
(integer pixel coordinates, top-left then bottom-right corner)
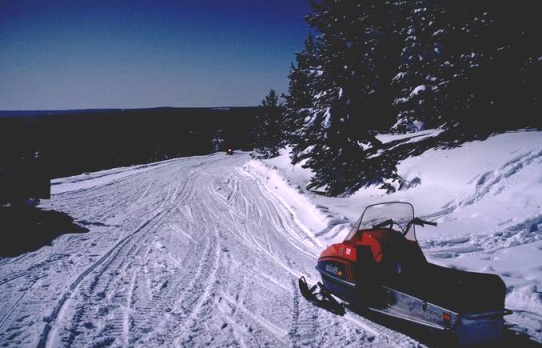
449 0 541 134
283 33 320 166
283 0 541 196
438 1 497 135
285 0 399 195
430 0 541 136
390 0 449 132
252 90 284 159
211 129 230 152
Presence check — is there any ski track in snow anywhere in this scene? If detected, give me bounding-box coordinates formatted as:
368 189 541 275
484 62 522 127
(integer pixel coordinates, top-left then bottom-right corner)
0 153 423 347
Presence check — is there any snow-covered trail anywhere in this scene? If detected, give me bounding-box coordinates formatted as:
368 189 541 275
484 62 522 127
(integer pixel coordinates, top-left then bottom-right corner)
0 153 422 347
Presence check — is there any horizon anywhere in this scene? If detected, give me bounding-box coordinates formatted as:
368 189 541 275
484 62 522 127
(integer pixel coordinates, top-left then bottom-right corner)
0 105 260 114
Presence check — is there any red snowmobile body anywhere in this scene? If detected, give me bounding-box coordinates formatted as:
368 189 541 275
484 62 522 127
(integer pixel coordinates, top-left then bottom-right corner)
300 202 511 346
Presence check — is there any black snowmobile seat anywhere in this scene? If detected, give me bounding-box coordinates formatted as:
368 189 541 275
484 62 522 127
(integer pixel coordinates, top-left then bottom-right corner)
354 229 390 263
356 229 426 266
421 263 507 313
354 245 385 306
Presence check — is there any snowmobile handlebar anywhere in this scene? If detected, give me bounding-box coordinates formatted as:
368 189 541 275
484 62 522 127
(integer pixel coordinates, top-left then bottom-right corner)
410 217 437 227
372 217 437 230
372 217 437 237
372 219 394 229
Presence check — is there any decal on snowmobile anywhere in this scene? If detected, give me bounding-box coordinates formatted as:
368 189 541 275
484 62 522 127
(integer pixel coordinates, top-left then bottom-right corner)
325 264 340 275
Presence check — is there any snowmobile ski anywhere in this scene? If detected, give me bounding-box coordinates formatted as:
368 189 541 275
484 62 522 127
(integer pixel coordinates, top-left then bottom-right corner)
298 276 345 316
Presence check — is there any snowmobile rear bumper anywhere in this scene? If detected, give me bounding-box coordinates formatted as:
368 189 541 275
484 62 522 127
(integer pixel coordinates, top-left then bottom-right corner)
372 286 511 346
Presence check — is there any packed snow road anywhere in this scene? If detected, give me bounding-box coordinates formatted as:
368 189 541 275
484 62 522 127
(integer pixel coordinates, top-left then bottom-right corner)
0 152 424 347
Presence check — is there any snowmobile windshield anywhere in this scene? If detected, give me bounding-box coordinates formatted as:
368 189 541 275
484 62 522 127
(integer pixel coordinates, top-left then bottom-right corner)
346 202 417 242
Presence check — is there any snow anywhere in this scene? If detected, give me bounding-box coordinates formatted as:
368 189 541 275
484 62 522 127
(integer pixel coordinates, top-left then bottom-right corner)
409 85 433 97
1 129 542 347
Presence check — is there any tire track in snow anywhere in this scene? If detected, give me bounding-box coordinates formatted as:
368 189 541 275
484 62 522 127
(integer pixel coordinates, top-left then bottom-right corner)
0 277 39 330
220 292 290 345
135 221 216 345
287 277 324 348
170 198 224 347
39 209 166 347
209 168 319 278
425 150 542 223
131 161 228 346
171 159 299 346
214 294 249 348
204 161 334 346
80 163 198 347
39 161 197 347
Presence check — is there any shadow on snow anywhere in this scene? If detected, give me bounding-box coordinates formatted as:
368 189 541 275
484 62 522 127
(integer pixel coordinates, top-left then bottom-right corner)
0 207 89 257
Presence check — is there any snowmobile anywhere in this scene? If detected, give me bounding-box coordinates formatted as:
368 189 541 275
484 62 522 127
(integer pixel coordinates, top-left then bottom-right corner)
299 201 512 346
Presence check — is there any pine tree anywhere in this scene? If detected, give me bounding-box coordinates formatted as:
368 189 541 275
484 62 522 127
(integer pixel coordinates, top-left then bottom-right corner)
252 90 284 159
447 0 542 133
423 0 542 136
211 129 230 152
284 0 398 195
283 33 320 166
436 1 496 135
390 0 448 132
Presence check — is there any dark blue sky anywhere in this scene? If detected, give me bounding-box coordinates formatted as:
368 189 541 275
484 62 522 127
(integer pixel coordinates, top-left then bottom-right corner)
0 0 311 110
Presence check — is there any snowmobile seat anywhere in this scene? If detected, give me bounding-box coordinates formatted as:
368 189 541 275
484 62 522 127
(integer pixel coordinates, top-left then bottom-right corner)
357 229 425 267
420 263 507 313
355 245 379 281
356 229 390 263
355 245 384 306
355 229 428 294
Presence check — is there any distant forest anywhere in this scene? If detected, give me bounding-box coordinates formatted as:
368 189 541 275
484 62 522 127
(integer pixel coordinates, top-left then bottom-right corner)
0 107 259 179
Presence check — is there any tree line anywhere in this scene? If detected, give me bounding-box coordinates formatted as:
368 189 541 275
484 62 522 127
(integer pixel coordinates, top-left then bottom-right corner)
253 0 541 196
1 107 259 179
